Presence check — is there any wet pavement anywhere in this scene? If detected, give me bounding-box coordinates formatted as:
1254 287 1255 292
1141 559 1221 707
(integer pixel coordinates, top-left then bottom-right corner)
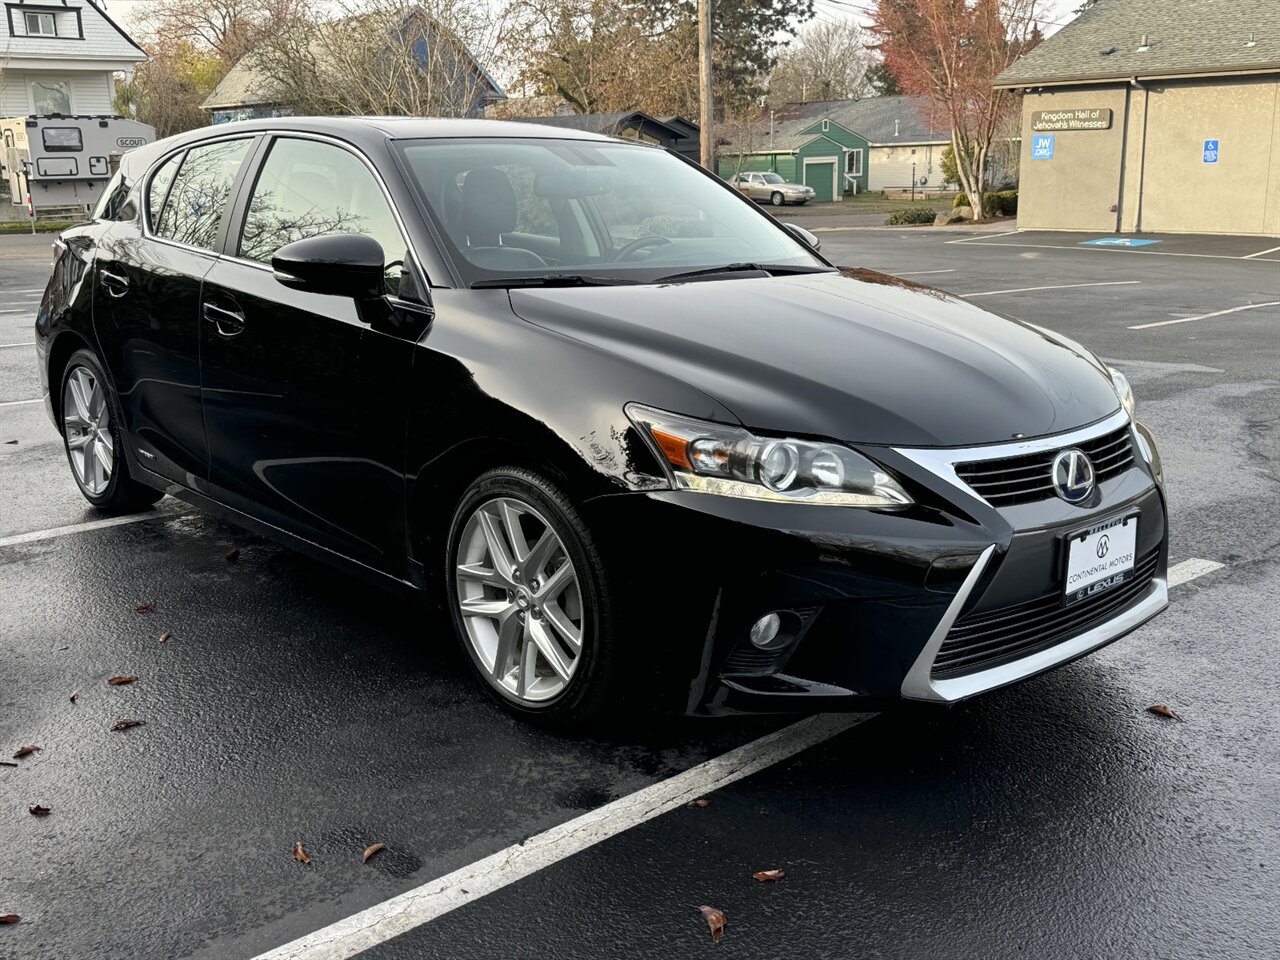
2 226 1278 958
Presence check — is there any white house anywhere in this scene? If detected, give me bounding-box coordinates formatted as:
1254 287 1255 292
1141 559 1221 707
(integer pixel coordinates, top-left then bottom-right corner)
1 0 146 117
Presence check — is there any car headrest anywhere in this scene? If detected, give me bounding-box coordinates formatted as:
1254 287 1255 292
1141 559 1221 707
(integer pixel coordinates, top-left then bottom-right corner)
461 167 517 246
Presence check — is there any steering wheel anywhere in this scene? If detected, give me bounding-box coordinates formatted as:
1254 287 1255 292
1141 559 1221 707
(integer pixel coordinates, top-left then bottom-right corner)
611 235 672 263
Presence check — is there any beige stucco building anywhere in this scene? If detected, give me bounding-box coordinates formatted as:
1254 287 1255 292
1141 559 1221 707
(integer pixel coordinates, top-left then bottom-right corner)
995 0 1280 236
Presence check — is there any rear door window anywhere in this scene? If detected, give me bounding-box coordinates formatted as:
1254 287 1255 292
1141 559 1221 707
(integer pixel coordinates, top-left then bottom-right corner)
155 139 251 251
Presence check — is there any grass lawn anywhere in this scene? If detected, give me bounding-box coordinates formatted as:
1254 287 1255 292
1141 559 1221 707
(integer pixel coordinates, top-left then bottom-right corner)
0 220 74 234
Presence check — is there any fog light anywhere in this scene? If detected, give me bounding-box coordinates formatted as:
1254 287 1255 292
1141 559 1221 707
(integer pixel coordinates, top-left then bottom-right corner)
749 612 782 648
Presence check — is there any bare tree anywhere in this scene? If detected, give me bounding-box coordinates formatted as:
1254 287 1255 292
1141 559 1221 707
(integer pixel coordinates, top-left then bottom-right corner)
505 0 698 116
870 0 1041 220
768 20 872 106
253 0 510 118
146 0 307 64
719 108 766 178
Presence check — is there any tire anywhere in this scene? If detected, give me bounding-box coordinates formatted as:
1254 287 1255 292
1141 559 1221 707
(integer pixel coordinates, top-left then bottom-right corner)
58 348 164 513
770 191 785 207
445 467 620 728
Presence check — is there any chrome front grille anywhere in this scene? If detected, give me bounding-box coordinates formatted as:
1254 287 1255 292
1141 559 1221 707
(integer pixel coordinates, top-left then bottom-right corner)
954 426 1134 507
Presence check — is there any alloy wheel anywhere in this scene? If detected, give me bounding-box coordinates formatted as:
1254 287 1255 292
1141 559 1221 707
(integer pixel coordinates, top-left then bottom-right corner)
63 365 114 496
455 496 585 703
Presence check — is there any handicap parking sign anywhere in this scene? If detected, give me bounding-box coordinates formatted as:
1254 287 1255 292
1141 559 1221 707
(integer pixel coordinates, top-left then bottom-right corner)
1032 134 1055 160
1203 139 1219 163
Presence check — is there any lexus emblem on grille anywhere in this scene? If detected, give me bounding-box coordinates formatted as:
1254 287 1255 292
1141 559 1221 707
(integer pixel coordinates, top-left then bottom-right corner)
1052 448 1095 503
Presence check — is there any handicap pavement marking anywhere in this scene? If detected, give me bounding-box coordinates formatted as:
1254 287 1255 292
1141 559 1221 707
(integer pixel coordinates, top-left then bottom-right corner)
1080 238 1162 248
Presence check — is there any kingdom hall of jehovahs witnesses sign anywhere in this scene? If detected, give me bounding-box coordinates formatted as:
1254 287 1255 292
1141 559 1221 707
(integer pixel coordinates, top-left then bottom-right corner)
1031 108 1114 131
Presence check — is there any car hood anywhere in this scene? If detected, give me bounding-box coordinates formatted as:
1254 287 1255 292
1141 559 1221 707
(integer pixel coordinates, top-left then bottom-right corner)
507 271 1121 447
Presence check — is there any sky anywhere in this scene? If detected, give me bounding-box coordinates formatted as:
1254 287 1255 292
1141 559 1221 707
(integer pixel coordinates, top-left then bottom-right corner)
102 0 1083 48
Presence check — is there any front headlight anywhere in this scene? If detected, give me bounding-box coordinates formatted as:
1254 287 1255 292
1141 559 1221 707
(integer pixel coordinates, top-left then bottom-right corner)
626 404 913 508
1108 365 1135 419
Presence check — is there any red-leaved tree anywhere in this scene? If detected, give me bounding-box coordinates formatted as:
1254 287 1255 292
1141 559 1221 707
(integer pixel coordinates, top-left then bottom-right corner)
870 0 1041 219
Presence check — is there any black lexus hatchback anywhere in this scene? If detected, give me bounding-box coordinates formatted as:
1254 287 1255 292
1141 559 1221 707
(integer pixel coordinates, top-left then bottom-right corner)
36 117 1168 726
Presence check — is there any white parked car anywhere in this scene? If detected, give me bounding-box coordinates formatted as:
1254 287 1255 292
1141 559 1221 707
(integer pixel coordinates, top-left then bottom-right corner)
731 172 815 206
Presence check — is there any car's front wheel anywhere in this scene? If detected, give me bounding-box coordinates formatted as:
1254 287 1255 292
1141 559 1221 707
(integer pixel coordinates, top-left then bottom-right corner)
445 467 620 727
770 191 785 206
59 348 163 513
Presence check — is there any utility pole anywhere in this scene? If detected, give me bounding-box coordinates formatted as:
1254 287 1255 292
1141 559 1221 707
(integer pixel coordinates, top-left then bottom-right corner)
698 0 714 170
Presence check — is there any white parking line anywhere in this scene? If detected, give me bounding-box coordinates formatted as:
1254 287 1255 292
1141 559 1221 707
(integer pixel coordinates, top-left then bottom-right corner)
0 502 190 548
1128 301 1280 330
963 280 1141 297
1242 244 1280 259
946 230 1020 244
253 712 871 960
0 398 42 408
893 269 957 276
0 342 35 348
253 554 1226 960
1 288 44 294
1168 557 1225 587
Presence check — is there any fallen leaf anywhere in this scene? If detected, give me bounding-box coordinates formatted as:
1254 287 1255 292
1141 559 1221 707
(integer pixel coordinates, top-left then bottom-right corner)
111 719 143 731
363 843 385 863
107 676 139 686
1148 704 1183 721
752 869 785 882
29 804 51 817
70 689 80 703
12 746 40 759
0 914 19 924
159 632 172 644
225 548 240 562
292 841 312 864
687 798 711 809
699 905 726 943
135 603 155 614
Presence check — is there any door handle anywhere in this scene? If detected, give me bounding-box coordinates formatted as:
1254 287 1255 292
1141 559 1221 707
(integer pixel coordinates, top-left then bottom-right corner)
99 269 129 298
203 302 246 337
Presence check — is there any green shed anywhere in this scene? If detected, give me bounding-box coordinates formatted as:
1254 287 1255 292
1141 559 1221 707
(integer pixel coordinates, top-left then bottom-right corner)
717 121 870 200
796 120 870 195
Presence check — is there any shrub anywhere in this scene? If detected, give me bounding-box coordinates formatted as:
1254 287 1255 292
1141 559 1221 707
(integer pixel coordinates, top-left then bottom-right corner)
952 190 1018 216
885 206 939 226
990 189 1018 216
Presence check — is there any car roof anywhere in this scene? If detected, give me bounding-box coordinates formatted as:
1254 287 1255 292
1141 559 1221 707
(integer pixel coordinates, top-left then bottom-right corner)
121 116 627 176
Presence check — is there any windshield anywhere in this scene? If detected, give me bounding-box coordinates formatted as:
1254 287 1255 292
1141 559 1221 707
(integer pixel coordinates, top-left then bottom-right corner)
396 139 827 286
761 173 785 184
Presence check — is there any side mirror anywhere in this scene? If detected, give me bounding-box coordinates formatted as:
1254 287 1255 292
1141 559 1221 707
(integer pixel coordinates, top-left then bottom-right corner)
782 222 821 253
272 234 385 300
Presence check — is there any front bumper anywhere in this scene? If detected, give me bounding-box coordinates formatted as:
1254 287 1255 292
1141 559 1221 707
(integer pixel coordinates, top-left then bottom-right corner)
589 411 1168 715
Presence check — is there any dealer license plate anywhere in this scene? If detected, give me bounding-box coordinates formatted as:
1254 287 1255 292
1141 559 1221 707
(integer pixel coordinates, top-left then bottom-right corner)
1064 515 1137 606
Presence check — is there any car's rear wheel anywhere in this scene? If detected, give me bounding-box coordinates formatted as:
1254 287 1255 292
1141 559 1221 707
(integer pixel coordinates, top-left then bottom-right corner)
446 467 619 727
770 191 785 206
59 348 163 513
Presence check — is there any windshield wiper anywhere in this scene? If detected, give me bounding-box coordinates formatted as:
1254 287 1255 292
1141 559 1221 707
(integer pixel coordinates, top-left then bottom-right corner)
653 262 831 284
471 274 639 289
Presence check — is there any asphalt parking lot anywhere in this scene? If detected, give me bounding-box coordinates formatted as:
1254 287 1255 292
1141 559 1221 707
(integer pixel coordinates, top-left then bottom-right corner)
2 225 1279 959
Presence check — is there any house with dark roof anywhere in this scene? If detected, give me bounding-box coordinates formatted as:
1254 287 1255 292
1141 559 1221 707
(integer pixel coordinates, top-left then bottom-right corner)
995 0 1280 235
717 95 954 198
505 112 700 162
202 5 505 123
1 0 145 117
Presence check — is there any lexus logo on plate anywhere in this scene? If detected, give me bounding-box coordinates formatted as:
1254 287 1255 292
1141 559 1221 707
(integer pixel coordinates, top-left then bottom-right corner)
1052 448 1095 503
